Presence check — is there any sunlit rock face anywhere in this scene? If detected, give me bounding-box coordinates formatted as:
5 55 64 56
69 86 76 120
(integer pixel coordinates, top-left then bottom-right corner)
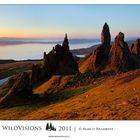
110 32 132 71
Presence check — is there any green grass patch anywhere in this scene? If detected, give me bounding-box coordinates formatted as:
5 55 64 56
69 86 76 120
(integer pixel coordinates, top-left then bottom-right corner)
43 85 95 104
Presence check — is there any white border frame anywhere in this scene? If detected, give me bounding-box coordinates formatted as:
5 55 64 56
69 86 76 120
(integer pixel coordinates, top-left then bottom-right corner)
0 0 140 4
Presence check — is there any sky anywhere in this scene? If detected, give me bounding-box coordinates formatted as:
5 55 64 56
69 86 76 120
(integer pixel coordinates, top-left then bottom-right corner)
0 5 140 39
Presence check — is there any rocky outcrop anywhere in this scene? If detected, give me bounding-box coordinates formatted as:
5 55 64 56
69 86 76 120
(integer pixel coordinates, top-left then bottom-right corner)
93 22 111 71
110 32 132 71
101 22 111 45
130 39 140 58
79 23 111 73
62 33 69 51
0 72 32 105
31 34 79 83
9 72 32 96
31 64 45 84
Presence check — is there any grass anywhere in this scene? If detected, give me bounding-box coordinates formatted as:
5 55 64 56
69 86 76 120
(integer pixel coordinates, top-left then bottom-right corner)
0 84 95 120
0 69 140 120
0 60 140 120
43 85 95 105
25 72 140 120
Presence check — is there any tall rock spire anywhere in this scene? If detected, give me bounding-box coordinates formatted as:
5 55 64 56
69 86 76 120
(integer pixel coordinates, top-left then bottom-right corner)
62 33 69 51
101 22 111 45
92 23 111 72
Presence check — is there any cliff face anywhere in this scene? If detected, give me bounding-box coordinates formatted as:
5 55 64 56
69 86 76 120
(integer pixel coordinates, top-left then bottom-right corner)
31 34 79 83
109 32 132 71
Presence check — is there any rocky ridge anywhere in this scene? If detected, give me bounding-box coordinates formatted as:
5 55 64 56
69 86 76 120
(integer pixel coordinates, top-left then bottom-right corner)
79 23 140 73
31 34 78 83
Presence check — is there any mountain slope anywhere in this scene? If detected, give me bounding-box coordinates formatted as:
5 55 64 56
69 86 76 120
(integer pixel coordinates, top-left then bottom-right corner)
79 53 95 73
21 69 140 120
0 69 139 120
33 75 73 94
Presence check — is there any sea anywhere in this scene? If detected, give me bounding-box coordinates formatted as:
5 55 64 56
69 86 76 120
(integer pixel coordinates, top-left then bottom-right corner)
0 38 100 60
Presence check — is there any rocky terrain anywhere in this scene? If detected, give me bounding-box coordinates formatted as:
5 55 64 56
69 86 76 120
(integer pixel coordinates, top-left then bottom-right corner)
79 24 140 73
0 23 140 120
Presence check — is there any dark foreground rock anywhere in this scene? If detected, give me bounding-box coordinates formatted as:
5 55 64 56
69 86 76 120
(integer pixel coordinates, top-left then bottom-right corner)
0 72 33 106
9 72 32 96
131 39 140 58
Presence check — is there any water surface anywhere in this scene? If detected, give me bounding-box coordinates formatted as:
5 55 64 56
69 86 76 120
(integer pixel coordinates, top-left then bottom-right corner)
0 76 11 86
0 42 99 60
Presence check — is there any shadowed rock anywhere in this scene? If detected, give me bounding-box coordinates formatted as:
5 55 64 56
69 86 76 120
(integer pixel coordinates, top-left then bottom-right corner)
131 39 140 58
31 64 45 83
31 34 79 83
0 72 32 105
93 22 111 71
110 32 132 71
9 72 32 95
62 33 69 51
101 22 111 45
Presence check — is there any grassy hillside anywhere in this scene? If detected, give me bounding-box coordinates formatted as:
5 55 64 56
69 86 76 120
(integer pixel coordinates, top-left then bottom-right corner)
79 53 95 73
0 69 139 120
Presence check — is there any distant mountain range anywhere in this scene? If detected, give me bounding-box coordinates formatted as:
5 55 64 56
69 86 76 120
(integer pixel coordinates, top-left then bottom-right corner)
71 40 135 56
0 37 100 46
